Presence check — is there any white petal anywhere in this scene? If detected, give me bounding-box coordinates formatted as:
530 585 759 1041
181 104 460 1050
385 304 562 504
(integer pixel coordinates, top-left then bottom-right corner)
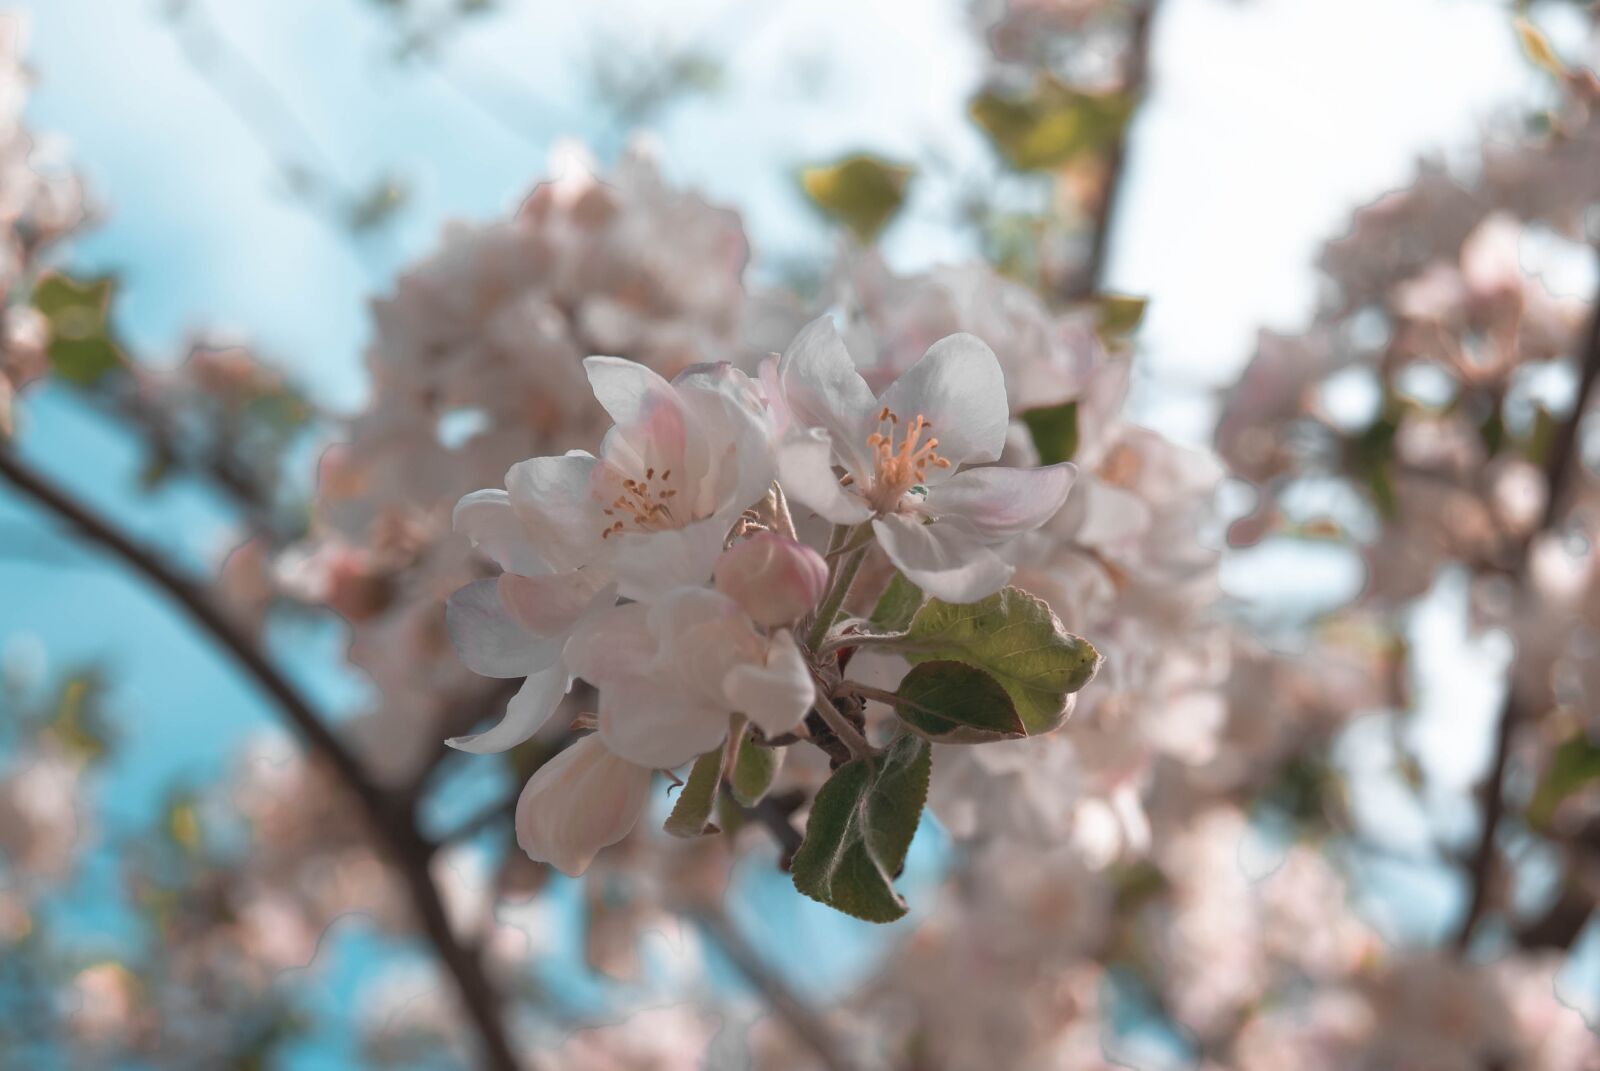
505 452 604 573
515 735 653 877
499 570 613 638
724 630 815 739
677 372 777 523
776 316 878 474
879 333 1009 471
924 462 1076 541
609 517 729 601
585 356 687 476
453 489 548 576
446 665 569 754
872 514 1013 604
445 580 558 678
776 428 873 525
583 355 683 429
564 602 655 686
596 676 730 769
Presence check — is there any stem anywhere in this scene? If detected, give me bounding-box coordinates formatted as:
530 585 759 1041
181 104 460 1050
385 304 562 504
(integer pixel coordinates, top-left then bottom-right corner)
817 628 917 658
836 681 901 708
688 906 855 1071
810 680 874 760
1071 0 1162 301
806 539 868 652
1452 250 1600 953
0 447 528 1071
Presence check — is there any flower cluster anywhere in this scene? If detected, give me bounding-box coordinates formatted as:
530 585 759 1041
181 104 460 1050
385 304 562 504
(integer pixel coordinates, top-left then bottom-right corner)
0 15 86 435
446 314 1096 907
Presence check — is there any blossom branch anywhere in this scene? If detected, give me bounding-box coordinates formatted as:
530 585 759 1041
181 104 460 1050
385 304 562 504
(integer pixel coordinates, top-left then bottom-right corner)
810 679 874 760
687 905 856 1071
0 446 529 1071
1453 251 1600 952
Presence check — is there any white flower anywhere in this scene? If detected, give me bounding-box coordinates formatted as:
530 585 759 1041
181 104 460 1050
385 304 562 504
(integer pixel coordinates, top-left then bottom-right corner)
445 489 615 754
515 734 654 877
771 317 1077 603
564 585 814 769
503 357 773 601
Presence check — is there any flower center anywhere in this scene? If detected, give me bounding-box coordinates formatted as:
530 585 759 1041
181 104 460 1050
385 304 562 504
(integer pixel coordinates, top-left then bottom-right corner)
600 467 679 539
855 407 950 513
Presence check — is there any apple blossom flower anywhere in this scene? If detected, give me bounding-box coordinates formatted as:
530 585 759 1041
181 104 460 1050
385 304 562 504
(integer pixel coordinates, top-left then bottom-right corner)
444 488 617 753
564 582 814 769
502 357 774 601
771 316 1077 602
514 734 654 877
712 531 828 627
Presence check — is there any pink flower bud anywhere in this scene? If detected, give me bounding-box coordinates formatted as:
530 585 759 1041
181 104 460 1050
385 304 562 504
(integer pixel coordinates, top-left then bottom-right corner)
714 533 828 627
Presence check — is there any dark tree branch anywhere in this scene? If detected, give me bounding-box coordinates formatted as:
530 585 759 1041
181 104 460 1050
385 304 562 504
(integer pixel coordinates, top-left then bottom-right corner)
1453 252 1600 952
689 905 855 1071
1072 0 1162 301
0 446 529 1071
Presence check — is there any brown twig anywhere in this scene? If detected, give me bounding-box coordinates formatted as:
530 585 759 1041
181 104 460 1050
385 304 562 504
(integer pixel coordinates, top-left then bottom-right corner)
1452 253 1600 952
688 905 855 1071
0 446 528 1071
1071 0 1162 302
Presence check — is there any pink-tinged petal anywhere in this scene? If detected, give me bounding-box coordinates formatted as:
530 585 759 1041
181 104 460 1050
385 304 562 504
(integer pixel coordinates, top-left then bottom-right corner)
583 355 684 429
724 630 814 739
596 677 729 769
924 462 1076 542
446 665 569 754
776 317 878 474
608 516 729 601
872 514 1013 604
453 489 548 576
505 451 604 573
564 602 656 686
879 333 1009 472
515 734 653 876
776 428 873 525
585 356 687 475
446 579 555 678
498 570 613 638
675 373 777 523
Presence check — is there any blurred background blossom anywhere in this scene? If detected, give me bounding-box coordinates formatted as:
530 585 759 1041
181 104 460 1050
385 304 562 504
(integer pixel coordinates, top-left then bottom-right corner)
1 0 1598 1068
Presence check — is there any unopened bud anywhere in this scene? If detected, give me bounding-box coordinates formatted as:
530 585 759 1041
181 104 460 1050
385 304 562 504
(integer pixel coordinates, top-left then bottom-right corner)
714 532 828 627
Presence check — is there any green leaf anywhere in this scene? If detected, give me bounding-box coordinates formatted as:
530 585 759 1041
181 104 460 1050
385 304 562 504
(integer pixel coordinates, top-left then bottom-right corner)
905 587 1099 735
1527 734 1600 831
792 733 930 923
32 272 124 385
969 76 1133 171
729 730 781 807
1021 400 1079 465
1095 293 1148 337
870 572 925 632
893 660 1026 744
663 749 722 838
799 154 913 244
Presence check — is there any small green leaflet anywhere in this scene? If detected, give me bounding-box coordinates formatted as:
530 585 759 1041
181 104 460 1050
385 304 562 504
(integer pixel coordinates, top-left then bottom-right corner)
663 749 722 838
791 733 930 923
904 586 1099 735
893 660 1026 744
